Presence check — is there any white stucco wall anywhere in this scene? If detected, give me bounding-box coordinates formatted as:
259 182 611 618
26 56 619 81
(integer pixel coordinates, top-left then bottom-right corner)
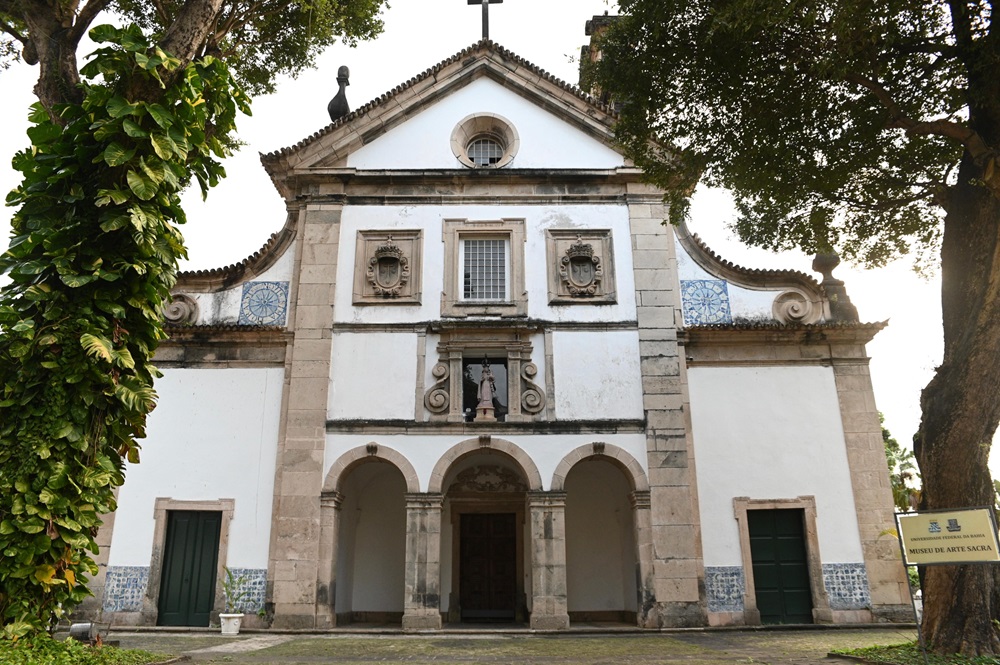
347 77 625 170
333 204 637 325
329 332 419 420
688 366 865 566
108 367 283 569
335 463 406 613
565 460 637 612
552 330 644 420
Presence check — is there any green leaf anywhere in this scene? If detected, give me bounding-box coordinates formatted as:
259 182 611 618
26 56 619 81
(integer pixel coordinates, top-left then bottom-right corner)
79 333 113 362
147 104 174 129
106 96 138 119
103 142 135 166
126 170 157 200
60 273 98 287
122 118 148 138
150 132 175 160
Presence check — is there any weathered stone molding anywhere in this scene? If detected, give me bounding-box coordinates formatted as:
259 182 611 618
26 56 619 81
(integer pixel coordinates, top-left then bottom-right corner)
549 443 649 492
323 445 421 494
428 438 543 493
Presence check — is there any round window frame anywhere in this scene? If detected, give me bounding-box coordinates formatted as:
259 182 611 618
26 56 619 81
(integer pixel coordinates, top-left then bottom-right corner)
451 113 519 169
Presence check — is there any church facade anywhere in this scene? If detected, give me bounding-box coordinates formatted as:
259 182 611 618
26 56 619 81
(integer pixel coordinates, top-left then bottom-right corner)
87 39 911 630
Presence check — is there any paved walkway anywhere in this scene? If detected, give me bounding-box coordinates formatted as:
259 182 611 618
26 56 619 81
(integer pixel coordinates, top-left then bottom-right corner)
104 625 918 664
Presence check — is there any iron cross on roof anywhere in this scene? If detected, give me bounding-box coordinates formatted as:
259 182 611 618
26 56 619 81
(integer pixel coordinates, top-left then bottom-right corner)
468 0 503 40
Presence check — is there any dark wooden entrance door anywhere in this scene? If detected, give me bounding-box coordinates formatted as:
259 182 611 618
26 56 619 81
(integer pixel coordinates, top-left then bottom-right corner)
459 513 516 620
748 509 813 624
157 511 222 626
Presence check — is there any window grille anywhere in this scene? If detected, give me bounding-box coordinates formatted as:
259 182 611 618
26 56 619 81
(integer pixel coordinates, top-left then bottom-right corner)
462 239 507 300
467 137 504 167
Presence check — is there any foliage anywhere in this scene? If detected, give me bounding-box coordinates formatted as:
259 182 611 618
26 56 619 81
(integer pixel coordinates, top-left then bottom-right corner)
221 567 251 614
0 1 387 97
0 634 167 665
591 0 1000 655
0 24 247 634
882 414 920 512
832 641 1000 665
589 0 980 267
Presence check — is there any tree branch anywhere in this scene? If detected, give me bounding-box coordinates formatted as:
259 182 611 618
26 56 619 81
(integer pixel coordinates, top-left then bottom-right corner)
159 0 225 66
0 16 27 45
67 0 112 47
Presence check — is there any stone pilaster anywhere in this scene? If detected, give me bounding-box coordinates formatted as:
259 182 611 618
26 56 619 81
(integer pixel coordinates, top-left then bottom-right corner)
315 490 344 628
629 194 706 627
630 490 656 616
268 203 341 629
402 493 444 631
831 356 912 621
528 491 570 630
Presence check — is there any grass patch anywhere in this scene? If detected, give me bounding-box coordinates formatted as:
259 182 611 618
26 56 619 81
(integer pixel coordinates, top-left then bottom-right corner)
832 641 1000 665
0 634 170 664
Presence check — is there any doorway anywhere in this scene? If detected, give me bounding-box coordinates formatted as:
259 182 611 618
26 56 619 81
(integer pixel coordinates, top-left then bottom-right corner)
747 508 813 624
157 511 221 626
459 513 516 621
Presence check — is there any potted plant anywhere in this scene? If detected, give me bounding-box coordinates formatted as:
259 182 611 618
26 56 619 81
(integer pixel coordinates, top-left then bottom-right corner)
219 567 249 635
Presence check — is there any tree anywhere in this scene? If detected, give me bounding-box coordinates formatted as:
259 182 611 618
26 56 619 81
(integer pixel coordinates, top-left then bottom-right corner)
883 414 920 513
0 0 386 637
590 0 1000 656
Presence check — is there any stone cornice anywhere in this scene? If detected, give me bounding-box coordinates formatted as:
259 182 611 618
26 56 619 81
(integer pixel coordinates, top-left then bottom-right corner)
680 321 887 347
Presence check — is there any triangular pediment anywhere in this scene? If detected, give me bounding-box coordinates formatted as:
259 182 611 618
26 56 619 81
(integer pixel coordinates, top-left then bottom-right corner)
261 40 624 196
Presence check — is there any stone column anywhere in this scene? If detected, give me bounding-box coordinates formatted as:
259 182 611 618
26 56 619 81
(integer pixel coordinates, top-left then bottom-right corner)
402 493 443 631
528 491 570 630
630 490 656 618
268 202 342 629
831 356 912 621
315 490 343 628
629 191 706 627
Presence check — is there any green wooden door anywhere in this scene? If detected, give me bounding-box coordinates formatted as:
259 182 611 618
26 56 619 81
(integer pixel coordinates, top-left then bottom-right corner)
157 511 221 626
748 509 813 624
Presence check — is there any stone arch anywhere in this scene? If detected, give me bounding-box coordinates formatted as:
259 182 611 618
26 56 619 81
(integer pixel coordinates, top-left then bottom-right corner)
324 444 420 494
427 437 543 493
550 443 649 492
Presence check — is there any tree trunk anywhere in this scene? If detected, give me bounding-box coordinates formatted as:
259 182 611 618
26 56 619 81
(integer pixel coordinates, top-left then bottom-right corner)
20 2 84 114
915 150 1000 656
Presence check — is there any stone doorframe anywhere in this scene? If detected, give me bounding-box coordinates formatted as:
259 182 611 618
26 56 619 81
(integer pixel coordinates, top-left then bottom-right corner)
733 496 833 625
446 493 527 624
141 497 235 626
318 444 421 628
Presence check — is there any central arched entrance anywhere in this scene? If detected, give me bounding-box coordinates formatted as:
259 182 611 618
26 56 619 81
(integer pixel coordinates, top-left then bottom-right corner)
440 453 530 623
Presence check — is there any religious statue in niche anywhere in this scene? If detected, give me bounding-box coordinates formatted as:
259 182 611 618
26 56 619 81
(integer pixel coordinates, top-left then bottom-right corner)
366 236 410 297
476 358 497 422
559 235 603 297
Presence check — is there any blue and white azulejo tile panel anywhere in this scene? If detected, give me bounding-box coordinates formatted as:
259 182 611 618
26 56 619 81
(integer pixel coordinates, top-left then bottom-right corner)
681 279 732 326
103 566 149 613
705 566 745 613
226 568 268 613
823 563 871 610
239 281 289 326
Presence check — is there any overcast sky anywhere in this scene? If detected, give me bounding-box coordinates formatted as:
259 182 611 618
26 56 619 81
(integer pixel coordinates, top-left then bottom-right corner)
0 0 960 475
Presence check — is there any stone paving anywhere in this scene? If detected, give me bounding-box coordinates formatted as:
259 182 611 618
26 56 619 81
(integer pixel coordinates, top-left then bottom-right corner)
104 625 918 665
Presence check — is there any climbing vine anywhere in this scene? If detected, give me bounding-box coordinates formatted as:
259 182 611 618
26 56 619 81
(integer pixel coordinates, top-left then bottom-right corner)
0 24 247 636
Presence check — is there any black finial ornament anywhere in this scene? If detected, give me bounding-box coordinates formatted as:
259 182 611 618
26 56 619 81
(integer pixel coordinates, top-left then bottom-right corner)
327 65 350 122
467 0 503 40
